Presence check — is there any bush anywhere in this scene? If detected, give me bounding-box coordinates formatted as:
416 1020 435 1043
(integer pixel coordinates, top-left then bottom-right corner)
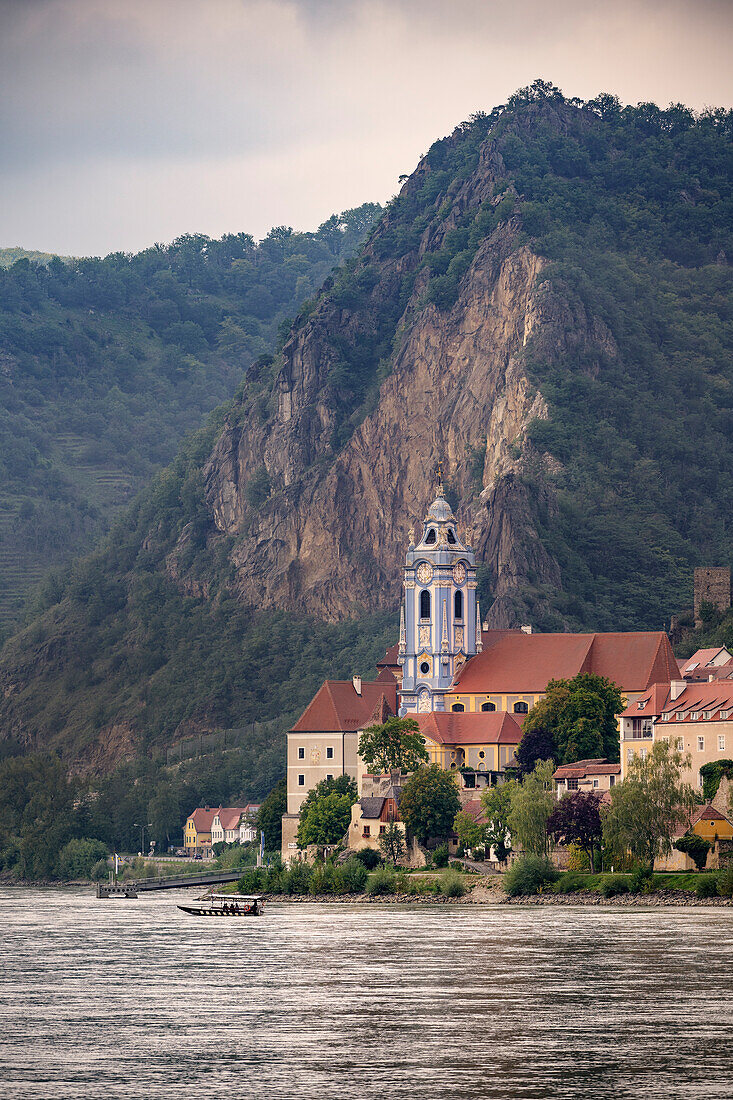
367 868 396 896
334 859 368 894
56 837 109 880
91 858 109 882
237 867 267 893
696 874 719 899
354 847 381 870
674 833 712 871
440 870 466 898
717 867 733 898
554 872 586 894
600 875 630 898
503 855 557 897
284 861 312 896
629 865 654 895
471 847 486 862
394 871 410 894
309 863 335 895
433 844 449 868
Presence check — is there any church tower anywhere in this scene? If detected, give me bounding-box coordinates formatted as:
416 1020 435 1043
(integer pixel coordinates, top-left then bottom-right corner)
398 476 481 715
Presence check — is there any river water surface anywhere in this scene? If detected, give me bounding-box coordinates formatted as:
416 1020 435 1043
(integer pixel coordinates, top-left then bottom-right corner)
1 888 731 1099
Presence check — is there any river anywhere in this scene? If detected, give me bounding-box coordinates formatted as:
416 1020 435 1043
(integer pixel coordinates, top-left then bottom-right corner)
0 888 731 1099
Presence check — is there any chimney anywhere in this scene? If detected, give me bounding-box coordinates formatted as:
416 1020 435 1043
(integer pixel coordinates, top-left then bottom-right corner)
353 675 362 695
670 680 686 701
521 625 532 635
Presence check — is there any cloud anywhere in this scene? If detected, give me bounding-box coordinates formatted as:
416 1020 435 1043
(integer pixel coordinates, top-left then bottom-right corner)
0 0 731 254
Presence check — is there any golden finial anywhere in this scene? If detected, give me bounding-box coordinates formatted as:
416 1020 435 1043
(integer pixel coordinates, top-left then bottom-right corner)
436 460 444 496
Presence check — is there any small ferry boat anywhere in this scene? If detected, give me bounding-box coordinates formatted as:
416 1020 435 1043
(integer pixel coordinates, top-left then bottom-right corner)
177 891 265 917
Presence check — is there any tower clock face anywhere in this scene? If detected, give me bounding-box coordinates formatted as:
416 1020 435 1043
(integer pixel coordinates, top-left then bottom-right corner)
416 562 433 585
452 562 466 584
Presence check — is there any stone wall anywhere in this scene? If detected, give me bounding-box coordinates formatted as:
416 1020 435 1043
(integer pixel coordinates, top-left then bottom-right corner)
694 566 731 625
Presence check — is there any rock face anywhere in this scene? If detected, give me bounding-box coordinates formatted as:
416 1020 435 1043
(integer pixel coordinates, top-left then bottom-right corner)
196 115 611 627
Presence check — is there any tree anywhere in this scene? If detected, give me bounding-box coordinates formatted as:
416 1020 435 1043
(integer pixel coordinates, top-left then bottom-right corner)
257 778 287 852
453 806 487 851
547 792 603 872
519 674 624 766
297 792 353 848
480 783 514 863
298 775 357 817
514 726 557 778
602 741 696 870
674 834 711 871
378 822 406 864
399 765 460 846
358 716 429 775
507 760 555 857
57 837 109 879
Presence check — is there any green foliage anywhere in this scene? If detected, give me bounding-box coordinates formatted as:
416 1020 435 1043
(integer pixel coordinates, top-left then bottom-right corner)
297 791 354 848
378 822 406 864
507 760 555 856
717 868 733 898
399 765 461 846
698 760 733 803
353 847 381 870
480 782 513 862
453 808 487 851
440 869 466 897
674 833 712 871
433 843 449 868
366 867 396 896
0 207 381 633
628 865 655 895
56 837 109 879
257 779 286 852
696 874 719 899
358 716 429 774
503 854 558 897
519 674 624 766
334 858 368 894
603 741 697 869
600 874 630 898
553 871 587 894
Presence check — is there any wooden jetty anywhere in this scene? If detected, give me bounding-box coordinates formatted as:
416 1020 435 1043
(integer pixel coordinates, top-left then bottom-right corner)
96 870 243 899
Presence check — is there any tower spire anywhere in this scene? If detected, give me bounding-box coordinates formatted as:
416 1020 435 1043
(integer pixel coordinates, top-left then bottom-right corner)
435 460 444 497
476 598 483 653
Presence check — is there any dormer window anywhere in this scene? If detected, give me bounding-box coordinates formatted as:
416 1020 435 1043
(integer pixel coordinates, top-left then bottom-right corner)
425 528 437 545
637 701 645 710
447 527 457 544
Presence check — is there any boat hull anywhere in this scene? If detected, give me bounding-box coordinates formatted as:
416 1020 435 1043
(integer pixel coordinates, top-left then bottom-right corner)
177 904 261 917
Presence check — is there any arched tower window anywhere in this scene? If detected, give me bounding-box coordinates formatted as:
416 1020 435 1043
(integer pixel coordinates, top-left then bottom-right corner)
425 528 437 544
513 701 529 714
451 703 464 712
447 527 457 544
454 590 463 620
420 590 431 620
481 701 495 712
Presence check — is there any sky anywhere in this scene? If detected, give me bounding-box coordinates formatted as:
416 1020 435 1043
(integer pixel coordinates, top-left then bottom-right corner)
1 0 731 257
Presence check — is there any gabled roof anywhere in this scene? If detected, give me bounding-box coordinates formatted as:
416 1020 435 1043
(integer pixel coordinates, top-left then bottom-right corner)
291 679 397 733
189 807 219 832
218 808 248 831
553 759 621 780
623 680 733 721
459 798 488 825
681 648 733 674
359 796 386 819
452 631 678 694
416 711 522 746
690 802 733 827
377 644 400 669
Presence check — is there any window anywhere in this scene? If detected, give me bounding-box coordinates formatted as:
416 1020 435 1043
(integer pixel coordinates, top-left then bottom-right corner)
703 711 713 720
447 528 457 544
451 703 464 712
298 747 305 759
454 590 463 620
719 735 726 751
425 528 437 545
640 748 647 761
481 701 496 712
380 825 386 834
676 738 684 751
637 700 645 710
721 710 730 720
627 748 633 763
478 750 485 760
593 778 599 788
326 746 334 759
698 772 704 790
609 775 616 787
661 713 670 722
698 736 705 751
691 712 700 721
567 778 579 791
420 590 431 619
326 774 333 781
420 661 430 675
298 775 305 786
513 701 529 714
363 825 370 836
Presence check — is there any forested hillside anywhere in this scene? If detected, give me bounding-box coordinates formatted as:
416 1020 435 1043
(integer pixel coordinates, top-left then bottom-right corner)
0 204 380 636
0 82 731 811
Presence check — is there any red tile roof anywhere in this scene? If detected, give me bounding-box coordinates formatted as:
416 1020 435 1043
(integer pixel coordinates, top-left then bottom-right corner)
218 808 248 831
690 803 733 827
553 759 621 780
622 680 733 722
291 679 397 733
459 798 488 825
681 648 732 674
452 631 678 694
377 644 400 668
189 807 219 832
416 711 522 746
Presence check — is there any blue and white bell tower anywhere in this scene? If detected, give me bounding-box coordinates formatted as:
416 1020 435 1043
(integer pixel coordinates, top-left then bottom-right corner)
398 475 482 715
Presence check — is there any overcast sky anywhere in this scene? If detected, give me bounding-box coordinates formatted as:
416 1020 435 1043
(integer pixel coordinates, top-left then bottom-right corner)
1 0 731 257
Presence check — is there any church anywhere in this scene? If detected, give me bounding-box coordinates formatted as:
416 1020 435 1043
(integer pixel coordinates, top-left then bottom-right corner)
280 480 679 860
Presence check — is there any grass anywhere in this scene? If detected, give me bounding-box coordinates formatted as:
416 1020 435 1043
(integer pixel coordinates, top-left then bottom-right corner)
553 871 711 895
